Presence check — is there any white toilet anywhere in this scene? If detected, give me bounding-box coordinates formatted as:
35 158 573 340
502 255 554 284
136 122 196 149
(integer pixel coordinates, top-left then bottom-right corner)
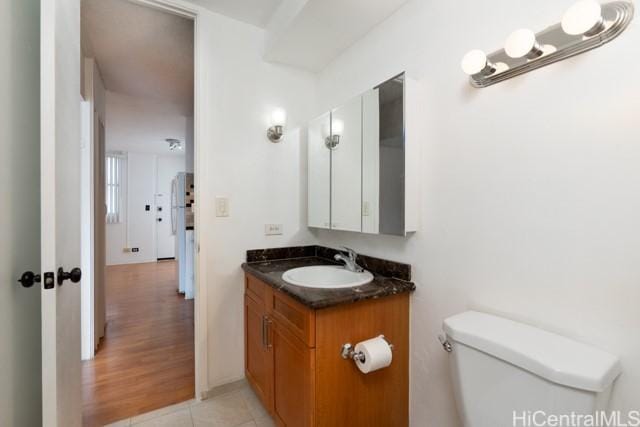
442 311 621 427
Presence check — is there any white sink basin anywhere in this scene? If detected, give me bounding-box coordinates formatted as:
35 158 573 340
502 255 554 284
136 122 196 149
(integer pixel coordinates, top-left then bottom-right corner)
282 265 374 289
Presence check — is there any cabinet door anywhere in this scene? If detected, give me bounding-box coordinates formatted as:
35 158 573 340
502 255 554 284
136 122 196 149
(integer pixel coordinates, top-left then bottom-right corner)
272 321 315 427
245 295 273 412
331 96 362 232
307 112 331 229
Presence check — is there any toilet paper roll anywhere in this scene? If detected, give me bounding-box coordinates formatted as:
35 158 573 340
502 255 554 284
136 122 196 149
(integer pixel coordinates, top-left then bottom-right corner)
354 335 393 374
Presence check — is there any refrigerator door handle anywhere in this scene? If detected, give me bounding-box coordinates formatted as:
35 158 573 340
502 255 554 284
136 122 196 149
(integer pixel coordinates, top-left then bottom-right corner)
171 207 177 235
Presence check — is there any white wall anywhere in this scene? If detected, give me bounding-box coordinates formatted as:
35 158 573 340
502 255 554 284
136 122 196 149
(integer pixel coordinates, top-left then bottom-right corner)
112 152 156 264
105 92 187 265
0 1 41 424
309 0 640 425
106 152 184 265
193 9 318 388
185 116 194 173
106 91 189 155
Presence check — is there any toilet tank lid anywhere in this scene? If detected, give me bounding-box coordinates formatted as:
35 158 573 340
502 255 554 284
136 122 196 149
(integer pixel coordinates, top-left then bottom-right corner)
443 311 621 392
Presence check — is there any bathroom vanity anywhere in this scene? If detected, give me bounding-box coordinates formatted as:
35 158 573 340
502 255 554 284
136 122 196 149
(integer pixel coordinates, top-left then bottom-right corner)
242 246 414 427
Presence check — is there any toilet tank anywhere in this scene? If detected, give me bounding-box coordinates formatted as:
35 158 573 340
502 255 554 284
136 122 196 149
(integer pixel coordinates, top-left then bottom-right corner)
443 311 621 427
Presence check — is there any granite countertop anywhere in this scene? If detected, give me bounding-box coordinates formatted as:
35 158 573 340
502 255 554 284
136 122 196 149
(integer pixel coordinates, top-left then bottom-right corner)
241 246 415 310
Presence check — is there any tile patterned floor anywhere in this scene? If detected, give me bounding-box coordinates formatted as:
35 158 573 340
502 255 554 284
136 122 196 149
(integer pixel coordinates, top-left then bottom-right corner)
104 385 275 427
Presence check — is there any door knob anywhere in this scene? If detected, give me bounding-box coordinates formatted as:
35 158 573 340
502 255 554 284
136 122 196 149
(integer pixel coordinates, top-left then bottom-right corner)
57 267 82 286
18 271 41 288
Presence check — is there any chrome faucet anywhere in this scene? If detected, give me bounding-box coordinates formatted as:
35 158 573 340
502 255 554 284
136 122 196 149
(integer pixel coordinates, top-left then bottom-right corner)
334 247 364 273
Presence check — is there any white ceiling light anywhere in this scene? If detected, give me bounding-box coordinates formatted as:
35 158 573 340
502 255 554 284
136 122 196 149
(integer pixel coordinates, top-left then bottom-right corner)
561 0 605 36
461 50 496 76
505 29 544 59
166 138 183 151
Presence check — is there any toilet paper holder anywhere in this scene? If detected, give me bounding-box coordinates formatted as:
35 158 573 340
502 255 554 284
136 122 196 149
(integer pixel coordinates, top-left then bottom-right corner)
341 335 394 362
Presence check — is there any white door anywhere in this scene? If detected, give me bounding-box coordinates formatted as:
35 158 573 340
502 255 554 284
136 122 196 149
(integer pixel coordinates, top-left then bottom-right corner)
41 0 82 425
0 1 43 425
156 156 184 259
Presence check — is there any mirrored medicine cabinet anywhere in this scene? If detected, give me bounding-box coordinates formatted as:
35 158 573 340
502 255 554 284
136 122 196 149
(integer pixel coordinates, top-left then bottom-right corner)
307 72 421 236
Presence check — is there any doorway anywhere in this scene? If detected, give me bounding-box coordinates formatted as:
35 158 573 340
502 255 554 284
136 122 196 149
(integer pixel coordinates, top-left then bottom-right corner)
80 0 196 425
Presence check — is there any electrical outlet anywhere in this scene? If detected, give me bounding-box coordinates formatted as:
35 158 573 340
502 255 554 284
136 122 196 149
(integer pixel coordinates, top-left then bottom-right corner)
215 197 229 217
264 224 283 235
132 248 139 253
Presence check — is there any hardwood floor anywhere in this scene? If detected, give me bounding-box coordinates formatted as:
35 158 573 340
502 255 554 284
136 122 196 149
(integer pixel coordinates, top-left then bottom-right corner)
82 261 194 427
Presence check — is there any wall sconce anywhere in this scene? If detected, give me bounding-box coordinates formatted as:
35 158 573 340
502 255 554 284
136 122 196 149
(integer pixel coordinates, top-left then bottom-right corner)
267 108 287 143
461 0 633 88
325 119 344 149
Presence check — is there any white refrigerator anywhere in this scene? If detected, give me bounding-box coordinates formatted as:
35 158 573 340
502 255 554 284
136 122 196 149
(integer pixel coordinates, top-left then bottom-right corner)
171 172 194 299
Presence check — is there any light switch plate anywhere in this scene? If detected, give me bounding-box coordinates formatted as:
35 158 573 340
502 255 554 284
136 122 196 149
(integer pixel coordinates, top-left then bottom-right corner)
264 224 283 235
215 197 229 217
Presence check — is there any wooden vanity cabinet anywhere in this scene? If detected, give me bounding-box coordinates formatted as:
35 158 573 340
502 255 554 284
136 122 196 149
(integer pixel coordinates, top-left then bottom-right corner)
244 273 409 427
271 319 316 427
244 293 273 413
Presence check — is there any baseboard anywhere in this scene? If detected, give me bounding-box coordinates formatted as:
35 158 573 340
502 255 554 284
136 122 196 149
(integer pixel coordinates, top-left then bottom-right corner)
201 378 248 400
157 257 176 261
93 321 107 355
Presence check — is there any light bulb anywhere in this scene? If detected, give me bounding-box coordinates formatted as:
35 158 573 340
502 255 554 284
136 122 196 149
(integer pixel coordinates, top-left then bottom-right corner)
271 108 287 127
322 122 331 139
561 0 604 36
461 50 496 76
505 29 544 59
332 119 344 136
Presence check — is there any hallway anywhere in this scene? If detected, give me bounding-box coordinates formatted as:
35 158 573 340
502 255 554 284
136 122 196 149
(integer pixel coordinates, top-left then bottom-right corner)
82 261 194 426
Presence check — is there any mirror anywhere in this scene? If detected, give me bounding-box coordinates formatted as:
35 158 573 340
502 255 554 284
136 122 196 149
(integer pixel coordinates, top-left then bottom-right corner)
363 74 405 235
308 112 331 229
308 72 414 236
331 96 362 232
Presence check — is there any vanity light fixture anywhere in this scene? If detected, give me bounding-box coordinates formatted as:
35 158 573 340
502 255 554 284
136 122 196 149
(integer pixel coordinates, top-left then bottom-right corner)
462 0 634 88
267 108 287 143
505 29 544 59
325 119 344 149
461 50 496 76
562 0 605 36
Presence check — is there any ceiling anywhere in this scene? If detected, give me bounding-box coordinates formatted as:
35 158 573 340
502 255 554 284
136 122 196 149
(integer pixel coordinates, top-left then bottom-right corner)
81 0 410 109
82 0 194 115
189 0 283 28
264 0 409 72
